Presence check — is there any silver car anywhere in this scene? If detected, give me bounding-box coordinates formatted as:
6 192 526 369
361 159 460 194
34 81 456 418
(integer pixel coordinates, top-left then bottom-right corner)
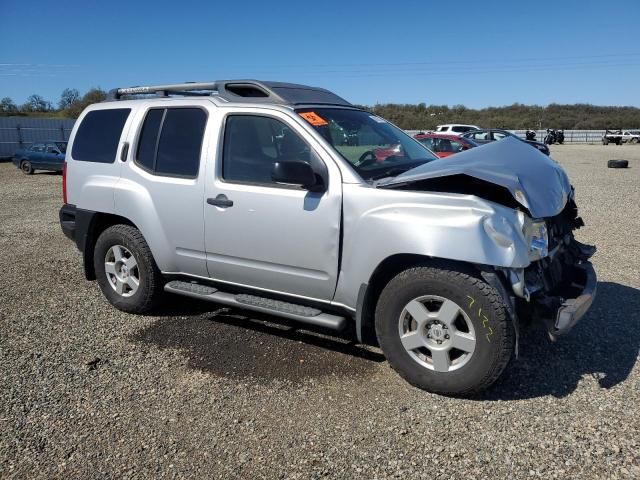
59 80 596 396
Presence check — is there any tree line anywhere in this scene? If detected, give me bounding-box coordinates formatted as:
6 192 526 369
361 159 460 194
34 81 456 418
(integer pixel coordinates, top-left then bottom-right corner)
0 88 107 119
1 88 639 129
363 103 640 130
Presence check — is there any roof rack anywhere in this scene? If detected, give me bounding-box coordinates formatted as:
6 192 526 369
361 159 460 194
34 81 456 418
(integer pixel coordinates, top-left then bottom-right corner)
106 80 352 107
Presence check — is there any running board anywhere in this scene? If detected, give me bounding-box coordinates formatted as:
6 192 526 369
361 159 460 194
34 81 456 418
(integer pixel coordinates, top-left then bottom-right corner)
164 280 347 331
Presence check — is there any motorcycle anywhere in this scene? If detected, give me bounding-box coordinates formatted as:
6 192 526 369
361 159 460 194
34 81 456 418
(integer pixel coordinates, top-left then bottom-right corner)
544 129 565 145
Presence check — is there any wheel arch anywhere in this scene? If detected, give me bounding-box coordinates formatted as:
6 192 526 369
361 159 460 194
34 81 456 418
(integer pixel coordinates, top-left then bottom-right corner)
78 211 138 280
356 254 485 345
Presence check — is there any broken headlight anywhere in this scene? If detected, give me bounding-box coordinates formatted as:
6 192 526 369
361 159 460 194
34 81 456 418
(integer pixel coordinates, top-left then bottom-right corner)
525 219 548 261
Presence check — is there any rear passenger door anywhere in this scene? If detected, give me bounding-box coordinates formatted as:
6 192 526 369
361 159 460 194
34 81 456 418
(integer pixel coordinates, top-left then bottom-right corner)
115 105 210 277
203 111 342 301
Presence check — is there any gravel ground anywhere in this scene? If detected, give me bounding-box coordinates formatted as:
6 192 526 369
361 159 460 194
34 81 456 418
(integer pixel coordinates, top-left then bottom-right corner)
1 145 639 479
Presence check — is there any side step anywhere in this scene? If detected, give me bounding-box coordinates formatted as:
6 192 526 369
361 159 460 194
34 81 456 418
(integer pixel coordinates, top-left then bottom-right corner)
164 280 347 331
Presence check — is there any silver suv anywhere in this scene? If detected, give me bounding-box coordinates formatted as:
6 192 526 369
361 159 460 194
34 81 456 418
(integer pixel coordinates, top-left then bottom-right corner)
59 80 596 396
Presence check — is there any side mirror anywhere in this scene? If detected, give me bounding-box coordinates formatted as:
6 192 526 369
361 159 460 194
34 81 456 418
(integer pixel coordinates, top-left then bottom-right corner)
271 161 323 191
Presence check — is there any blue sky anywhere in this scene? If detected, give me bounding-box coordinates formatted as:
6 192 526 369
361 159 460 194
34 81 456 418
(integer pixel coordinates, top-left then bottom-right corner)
1 0 639 108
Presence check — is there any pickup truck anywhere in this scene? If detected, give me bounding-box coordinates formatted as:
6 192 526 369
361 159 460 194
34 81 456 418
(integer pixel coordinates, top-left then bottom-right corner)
602 130 640 145
12 141 67 174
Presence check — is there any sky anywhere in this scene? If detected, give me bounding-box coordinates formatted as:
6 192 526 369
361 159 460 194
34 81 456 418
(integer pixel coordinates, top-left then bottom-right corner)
1 0 639 108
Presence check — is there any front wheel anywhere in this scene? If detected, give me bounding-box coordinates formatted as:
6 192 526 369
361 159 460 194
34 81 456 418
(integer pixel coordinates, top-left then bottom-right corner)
94 224 164 314
375 264 515 396
21 161 34 175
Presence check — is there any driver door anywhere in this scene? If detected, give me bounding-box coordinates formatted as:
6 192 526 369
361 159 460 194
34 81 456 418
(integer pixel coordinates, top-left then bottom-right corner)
204 110 342 301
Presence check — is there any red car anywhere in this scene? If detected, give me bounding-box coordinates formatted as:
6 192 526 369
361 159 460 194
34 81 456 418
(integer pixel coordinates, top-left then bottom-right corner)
414 133 478 158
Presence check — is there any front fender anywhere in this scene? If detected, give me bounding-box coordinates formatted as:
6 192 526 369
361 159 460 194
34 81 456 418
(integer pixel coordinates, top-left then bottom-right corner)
333 185 531 309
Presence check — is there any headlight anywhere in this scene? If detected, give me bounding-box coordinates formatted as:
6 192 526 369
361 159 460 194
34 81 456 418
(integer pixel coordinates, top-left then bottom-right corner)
526 220 548 260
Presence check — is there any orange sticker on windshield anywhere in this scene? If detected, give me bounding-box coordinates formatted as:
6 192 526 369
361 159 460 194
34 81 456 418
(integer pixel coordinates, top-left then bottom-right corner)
299 111 328 126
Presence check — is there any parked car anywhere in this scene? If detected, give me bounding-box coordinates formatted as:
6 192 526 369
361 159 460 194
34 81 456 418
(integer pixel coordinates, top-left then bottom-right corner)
414 133 478 158
13 141 67 174
462 129 550 155
602 129 640 145
433 124 480 136
59 80 596 396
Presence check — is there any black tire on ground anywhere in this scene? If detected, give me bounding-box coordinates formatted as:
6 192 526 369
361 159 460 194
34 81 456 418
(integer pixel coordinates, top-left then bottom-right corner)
21 160 34 175
375 263 515 396
630 138 639 144
94 224 164 314
607 159 629 168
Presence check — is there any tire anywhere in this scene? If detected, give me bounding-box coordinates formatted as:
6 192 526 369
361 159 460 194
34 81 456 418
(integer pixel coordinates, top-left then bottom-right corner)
602 138 609 145
375 264 514 396
607 159 629 168
94 224 164 314
20 160 34 175
630 138 639 144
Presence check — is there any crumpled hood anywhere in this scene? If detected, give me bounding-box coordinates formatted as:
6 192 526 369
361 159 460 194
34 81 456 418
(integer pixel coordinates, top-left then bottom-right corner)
378 137 572 218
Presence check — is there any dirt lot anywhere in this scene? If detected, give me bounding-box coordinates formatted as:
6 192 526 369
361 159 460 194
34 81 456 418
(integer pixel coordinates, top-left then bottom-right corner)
1 145 639 479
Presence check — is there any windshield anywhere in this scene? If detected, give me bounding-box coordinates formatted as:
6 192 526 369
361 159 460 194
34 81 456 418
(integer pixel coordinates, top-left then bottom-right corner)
297 108 437 181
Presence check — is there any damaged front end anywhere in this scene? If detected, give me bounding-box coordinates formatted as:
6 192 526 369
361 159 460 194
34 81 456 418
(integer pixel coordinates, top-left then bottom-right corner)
376 138 597 338
504 198 597 337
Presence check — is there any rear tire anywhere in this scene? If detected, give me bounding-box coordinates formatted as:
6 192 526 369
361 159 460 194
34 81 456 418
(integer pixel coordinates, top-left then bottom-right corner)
630 138 639 144
21 161 34 175
94 224 164 314
375 264 514 396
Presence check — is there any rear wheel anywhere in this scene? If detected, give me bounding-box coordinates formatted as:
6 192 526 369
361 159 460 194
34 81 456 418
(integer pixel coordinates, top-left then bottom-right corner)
20 161 34 175
94 225 164 313
630 137 639 144
375 264 514 396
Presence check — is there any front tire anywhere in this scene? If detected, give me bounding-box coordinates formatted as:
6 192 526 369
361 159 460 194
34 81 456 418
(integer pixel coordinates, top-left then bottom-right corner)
375 264 514 396
94 225 164 314
21 161 34 175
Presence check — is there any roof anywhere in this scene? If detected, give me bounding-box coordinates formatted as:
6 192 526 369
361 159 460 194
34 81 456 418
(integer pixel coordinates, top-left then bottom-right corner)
106 80 352 107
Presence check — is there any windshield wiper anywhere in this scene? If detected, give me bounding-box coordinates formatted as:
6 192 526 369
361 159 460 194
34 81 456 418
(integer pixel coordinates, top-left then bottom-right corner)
368 167 414 182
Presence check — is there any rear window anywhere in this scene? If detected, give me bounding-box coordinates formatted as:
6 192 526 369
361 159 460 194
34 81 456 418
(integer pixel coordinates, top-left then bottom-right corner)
135 107 206 178
72 109 130 163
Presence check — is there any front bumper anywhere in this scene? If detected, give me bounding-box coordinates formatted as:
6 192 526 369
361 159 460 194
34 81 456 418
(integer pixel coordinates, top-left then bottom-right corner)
552 261 597 335
522 238 597 336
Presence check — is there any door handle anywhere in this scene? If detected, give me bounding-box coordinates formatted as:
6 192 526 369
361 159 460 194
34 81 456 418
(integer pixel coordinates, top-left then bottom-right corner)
207 194 234 208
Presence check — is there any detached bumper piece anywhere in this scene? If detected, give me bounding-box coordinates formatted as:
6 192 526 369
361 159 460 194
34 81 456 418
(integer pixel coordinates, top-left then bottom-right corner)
552 261 596 335
526 239 597 336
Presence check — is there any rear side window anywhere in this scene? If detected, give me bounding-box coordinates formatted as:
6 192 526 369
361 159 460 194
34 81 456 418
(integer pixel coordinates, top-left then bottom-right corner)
135 108 206 178
72 109 130 162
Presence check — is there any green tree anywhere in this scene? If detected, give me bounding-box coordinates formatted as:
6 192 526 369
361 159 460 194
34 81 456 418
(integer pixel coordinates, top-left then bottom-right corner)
65 88 107 118
58 88 80 110
21 94 52 112
0 97 18 114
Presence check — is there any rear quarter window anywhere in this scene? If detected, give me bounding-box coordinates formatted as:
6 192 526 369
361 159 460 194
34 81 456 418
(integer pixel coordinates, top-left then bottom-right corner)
72 108 130 163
